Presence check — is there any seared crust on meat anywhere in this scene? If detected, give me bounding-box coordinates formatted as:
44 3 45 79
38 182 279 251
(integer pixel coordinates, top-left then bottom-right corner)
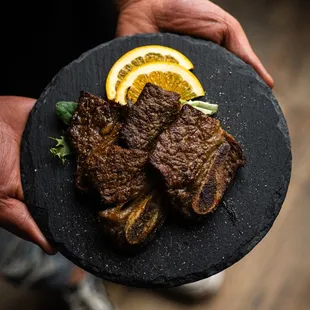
67 89 166 249
120 83 181 151
67 85 246 249
150 104 246 219
98 192 165 251
85 145 148 205
67 91 121 189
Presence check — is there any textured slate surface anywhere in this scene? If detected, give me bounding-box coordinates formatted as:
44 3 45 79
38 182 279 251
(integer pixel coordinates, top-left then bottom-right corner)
20 33 292 288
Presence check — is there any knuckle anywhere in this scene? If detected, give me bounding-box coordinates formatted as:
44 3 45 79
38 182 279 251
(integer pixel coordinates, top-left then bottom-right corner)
0 198 29 230
226 16 242 33
9 199 30 229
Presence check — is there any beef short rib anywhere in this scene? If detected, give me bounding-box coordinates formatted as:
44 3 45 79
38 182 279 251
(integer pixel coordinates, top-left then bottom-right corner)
67 85 246 250
67 89 167 249
98 191 165 250
67 91 121 189
84 144 148 205
120 83 181 151
150 104 246 219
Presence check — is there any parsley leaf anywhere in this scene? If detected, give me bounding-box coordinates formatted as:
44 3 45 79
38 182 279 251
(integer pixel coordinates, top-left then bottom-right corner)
49 136 72 164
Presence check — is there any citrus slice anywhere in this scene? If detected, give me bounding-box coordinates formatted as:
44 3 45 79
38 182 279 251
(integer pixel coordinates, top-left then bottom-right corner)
106 45 194 100
115 62 205 105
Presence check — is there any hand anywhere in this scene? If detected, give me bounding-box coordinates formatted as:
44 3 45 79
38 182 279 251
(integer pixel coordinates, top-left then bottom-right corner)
116 0 274 88
0 96 55 254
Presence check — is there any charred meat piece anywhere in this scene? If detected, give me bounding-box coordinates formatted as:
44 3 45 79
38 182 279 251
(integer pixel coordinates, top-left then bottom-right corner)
85 145 149 205
67 91 121 189
150 104 245 219
150 104 226 188
98 191 165 250
194 132 245 216
120 83 181 151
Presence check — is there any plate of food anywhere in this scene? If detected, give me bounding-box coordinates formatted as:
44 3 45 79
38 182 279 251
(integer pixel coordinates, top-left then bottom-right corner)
20 33 292 288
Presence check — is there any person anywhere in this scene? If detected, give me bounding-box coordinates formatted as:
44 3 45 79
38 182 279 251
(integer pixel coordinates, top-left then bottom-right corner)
0 1 274 309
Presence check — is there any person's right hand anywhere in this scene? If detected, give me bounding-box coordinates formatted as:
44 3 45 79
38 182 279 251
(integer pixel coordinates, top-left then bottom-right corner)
116 0 274 88
0 96 55 254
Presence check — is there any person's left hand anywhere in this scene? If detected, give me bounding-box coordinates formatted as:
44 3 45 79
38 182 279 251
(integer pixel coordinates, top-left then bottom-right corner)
0 96 55 254
116 0 274 88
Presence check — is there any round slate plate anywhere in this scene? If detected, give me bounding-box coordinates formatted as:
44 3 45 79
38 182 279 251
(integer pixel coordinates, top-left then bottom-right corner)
21 33 292 288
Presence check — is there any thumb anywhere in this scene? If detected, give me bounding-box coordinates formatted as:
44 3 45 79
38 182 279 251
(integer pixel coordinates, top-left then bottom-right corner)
149 0 274 88
0 197 56 255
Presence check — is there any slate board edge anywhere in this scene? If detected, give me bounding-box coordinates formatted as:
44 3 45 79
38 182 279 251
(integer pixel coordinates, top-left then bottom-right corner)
20 33 292 288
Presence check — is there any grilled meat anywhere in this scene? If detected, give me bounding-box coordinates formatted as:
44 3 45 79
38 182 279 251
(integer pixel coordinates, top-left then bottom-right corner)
85 145 148 205
67 91 121 189
96 83 181 246
150 104 246 219
120 83 181 151
67 89 166 248
67 84 246 250
98 191 165 250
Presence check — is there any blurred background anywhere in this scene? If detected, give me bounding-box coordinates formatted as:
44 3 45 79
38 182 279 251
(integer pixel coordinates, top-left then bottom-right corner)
1 0 309 309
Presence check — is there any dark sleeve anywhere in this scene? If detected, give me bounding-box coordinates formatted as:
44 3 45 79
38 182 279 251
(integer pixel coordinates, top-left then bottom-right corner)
1 0 117 98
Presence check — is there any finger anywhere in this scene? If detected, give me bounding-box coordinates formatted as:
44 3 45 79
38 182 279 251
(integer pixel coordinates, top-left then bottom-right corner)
155 0 274 88
222 17 274 88
0 197 57 255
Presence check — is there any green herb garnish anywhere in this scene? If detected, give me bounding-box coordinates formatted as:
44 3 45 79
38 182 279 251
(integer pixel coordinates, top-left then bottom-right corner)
56 101 78 125
49 136 72 165
194 106 215 115
180 99 218 115
49 101 78 164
